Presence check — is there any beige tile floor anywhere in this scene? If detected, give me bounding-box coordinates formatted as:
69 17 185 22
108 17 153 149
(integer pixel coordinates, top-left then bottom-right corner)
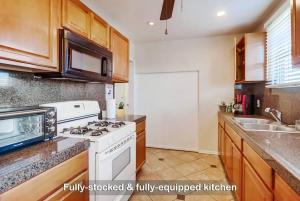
129 148 235 201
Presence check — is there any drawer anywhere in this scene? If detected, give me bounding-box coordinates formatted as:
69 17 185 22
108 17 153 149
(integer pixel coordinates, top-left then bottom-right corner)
225 123 242 150
243 142 273 189
136 120 145 134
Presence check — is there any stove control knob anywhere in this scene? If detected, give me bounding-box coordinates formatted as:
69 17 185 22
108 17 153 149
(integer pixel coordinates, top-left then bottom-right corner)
47 119 56 125
47 111 56 118
47 126 56 133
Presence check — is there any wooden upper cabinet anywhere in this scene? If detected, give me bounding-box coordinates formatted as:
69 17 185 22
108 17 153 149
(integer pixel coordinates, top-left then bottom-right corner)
91 13 110 48
235 33 266 82
243 158 273 201
110 27 129 82
274 174 300 201
0 0 60 72
62 0 91 38
292 0 300 66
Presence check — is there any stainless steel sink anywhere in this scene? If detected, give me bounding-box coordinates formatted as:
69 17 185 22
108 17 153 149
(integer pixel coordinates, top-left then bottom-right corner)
233 117 272 124
233 117 299 133
239 123 297 132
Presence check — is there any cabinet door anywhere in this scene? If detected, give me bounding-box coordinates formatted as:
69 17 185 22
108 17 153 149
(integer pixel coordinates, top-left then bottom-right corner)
244 33 266 81
0 0 60 71
218 124 222 155
243 158 273 201
220 128 226 164
274 174 300 201
91 13 110 48
110 28 129 82
232 144 242 201
136 131 146 172
292 0 300 66
45 171 89 201
62 0 91 38
224 134 233 181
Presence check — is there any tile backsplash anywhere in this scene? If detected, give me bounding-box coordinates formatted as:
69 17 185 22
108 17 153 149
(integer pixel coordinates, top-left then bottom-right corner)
0 70 106 109
235 83 300 124
263 87 300 125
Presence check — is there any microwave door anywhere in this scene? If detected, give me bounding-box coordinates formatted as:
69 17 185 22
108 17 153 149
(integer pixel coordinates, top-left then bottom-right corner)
64 41 111 82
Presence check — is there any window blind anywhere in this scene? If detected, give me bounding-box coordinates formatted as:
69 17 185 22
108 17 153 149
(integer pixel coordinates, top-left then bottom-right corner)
266 8 300 88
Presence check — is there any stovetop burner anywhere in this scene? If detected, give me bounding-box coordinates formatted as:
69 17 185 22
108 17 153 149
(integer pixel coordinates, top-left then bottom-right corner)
62 120 126 136
91 128 109 136
87 120 126 128
111 122 126 128
64 126 93 135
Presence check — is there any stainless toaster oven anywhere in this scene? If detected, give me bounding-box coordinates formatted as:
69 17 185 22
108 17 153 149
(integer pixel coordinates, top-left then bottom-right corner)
0 106 56 154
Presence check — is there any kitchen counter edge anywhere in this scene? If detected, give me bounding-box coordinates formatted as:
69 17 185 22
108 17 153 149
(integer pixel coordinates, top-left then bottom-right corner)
0 137 90 193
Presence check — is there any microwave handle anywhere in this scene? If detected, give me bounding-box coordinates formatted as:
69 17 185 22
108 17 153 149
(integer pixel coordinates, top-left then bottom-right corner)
101 57 108 76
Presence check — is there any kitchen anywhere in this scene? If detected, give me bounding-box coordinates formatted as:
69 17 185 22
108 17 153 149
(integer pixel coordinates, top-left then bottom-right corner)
0 0 300 201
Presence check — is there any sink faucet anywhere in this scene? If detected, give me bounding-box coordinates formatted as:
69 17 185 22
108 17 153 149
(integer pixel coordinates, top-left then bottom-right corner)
265 107 282 123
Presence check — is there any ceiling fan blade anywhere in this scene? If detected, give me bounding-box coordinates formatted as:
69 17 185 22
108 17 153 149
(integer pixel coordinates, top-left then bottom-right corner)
160 0 175 20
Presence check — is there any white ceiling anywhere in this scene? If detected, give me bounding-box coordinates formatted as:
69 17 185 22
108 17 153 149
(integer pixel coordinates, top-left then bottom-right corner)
93 0 282 42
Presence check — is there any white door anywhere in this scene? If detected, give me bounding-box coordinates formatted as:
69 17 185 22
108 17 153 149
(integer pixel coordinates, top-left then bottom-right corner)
135 71 199 151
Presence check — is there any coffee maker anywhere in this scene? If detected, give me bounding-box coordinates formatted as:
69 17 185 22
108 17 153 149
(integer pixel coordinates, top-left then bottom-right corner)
234 94 255 115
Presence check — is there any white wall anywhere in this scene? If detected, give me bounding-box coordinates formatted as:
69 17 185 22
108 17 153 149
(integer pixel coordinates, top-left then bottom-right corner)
134 35 236 154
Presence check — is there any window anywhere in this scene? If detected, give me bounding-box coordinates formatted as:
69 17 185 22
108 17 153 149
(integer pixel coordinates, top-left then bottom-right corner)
266 7 300 88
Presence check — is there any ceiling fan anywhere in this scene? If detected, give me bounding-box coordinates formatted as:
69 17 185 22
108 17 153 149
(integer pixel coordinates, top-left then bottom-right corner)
160 0 175 35
160 0 175 21
160 0 183 35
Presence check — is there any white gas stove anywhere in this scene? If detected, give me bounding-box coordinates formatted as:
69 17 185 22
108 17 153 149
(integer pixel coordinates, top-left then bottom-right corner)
42 101 136 201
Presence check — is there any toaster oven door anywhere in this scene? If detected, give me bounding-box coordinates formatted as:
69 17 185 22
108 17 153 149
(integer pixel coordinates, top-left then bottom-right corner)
0 114 45 153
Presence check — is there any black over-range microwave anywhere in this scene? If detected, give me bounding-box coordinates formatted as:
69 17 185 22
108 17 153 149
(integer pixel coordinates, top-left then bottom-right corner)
36 29 113 83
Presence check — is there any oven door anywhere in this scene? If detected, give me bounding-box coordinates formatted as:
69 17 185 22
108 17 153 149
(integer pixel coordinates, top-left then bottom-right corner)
61 30 113 82
95 134 136 201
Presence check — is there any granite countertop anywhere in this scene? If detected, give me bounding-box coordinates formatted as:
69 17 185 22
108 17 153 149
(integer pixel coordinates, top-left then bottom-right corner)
219 112 300 194
105 115 146 123
0 137 90 193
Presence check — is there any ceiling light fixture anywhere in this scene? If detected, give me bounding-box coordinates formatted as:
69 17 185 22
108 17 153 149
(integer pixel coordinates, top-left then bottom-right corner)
217 11 226 17
148 21 155 26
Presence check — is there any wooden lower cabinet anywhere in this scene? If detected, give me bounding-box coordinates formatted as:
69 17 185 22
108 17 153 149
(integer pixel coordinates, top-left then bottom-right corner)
136 120 146 172
220 128 226 164
45 170 89 201
274 174 300 201
136 131 146 171
218 123 226 164
232 144 242 201
242 158 273 201
218 116 300 201
218 124 222 155
224 134 233 181
0 151 89 201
